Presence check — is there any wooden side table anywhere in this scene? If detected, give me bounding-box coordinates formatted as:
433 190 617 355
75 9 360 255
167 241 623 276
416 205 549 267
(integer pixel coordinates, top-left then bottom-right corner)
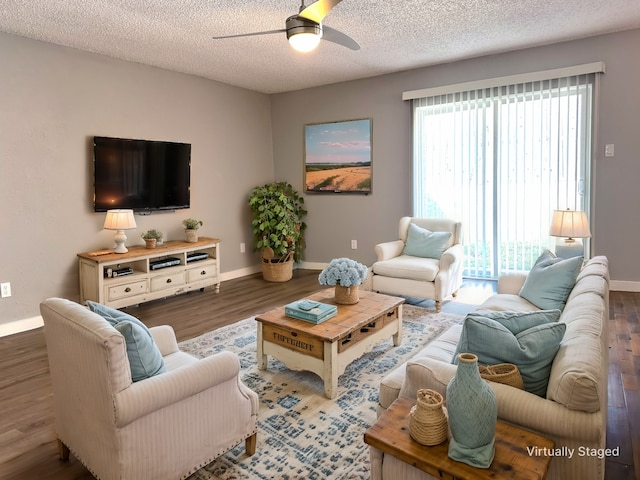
364 397 554 480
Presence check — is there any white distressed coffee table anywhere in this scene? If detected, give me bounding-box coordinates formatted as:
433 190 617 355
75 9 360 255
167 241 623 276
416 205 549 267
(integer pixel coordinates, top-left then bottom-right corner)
255 288 404 399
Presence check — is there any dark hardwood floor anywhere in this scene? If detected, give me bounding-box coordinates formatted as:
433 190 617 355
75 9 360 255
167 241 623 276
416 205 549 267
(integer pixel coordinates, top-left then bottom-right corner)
0 271 637 479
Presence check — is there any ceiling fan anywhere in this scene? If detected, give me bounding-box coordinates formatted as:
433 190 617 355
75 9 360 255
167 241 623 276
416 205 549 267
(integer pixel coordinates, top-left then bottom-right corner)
212 0 360 53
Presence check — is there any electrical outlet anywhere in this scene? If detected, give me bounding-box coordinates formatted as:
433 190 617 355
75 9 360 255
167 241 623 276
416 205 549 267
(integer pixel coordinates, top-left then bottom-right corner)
240 242 246 253
1 282 11 298
351 240 358 250
605 144 615 157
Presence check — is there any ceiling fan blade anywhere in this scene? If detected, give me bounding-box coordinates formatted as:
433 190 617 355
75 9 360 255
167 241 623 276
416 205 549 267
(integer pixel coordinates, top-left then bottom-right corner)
299 0 344 24
212 29 285 40
322 25 360 50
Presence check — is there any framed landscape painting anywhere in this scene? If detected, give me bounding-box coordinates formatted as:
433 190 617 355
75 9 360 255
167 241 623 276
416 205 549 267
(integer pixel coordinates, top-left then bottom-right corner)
304 118 372 194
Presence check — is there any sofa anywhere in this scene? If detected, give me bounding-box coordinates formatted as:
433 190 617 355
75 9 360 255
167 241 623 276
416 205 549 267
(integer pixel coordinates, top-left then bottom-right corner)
41 298 259 480
372 255 609 480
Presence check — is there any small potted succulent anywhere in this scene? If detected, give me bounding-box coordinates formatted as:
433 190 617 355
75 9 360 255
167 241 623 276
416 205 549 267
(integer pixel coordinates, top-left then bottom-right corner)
182 218 203 243
318 257 369 304
141 229 163 249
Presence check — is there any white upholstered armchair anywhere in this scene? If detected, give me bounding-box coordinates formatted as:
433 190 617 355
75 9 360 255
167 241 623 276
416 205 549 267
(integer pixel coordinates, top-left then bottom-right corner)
40 298 258 480
372 217 464 312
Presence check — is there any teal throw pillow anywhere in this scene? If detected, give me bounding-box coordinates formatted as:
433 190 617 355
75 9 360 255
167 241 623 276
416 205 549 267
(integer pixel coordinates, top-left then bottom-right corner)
86 301 149 330
466 309 562 335
519 250 583 310
403 223 452 259
86 301 166 382
453 314 566 396
114 320 167 382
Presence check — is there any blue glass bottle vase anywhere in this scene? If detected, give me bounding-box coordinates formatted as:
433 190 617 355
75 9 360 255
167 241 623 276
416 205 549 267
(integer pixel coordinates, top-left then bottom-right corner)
446 352 497 468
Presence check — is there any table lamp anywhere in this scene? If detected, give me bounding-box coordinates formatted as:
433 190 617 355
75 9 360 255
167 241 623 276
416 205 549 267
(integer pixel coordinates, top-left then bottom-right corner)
103 209 137 253
549 209 591 259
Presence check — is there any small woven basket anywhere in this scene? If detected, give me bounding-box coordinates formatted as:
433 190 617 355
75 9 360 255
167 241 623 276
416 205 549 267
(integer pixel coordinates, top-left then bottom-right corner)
479 363 525 390
334 284 359 305
409 389 449 446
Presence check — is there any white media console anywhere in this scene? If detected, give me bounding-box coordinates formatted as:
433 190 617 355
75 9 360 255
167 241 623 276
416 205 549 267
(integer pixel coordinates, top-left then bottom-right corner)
78 237 220 309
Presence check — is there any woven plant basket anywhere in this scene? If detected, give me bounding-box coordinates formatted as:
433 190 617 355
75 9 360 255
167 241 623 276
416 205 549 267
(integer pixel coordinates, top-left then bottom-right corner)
334 284 359 304
479 363 525 390
261 250 294 283
409 389 449 446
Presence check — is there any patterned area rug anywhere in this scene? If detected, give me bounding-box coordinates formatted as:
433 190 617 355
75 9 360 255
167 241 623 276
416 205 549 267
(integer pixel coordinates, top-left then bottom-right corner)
182 305 463 480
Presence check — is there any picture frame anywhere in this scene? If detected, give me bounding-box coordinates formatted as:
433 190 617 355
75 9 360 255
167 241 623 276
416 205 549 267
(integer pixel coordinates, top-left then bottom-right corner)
304 118 372 194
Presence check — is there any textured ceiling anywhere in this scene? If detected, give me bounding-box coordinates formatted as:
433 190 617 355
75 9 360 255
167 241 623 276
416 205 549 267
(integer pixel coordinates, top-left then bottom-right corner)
1 0 639 94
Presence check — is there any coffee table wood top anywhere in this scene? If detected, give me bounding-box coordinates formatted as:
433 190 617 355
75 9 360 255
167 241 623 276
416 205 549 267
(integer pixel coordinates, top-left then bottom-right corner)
365 397 554 480
255 289 404 342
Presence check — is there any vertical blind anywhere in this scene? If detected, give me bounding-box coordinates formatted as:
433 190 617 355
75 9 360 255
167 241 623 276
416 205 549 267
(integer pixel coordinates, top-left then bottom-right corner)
411 71 598 278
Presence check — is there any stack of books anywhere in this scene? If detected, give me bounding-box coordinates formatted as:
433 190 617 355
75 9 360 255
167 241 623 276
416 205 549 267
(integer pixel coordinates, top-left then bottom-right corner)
285 300 338 324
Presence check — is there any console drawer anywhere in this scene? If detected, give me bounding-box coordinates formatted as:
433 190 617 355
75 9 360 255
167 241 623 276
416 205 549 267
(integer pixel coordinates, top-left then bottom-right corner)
107 279 148 301
186 262 217 283
151 272 186 292
338 306 400 353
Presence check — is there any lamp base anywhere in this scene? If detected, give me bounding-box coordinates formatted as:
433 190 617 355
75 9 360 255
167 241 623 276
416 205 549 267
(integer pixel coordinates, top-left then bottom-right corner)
554 238 584 259
113 230 129 254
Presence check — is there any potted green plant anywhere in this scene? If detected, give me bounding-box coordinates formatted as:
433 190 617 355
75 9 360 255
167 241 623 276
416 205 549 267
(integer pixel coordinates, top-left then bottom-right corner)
182 218 203 243
249 181 307 282
141 229 164 249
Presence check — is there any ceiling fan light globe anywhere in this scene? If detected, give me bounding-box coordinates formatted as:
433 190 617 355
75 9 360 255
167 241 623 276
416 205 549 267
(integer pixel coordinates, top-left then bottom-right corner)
286 15 322 52
289 32 321 52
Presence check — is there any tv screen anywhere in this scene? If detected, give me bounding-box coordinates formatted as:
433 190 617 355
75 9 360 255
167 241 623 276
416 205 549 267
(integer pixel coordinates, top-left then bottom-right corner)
93 136 191 212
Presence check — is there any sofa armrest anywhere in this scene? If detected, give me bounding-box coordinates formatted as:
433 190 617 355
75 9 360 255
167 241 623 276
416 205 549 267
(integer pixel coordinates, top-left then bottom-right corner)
149 325 179 356
497 272 528 294
114 351 241 427
400 357 604 443
374 240 405 262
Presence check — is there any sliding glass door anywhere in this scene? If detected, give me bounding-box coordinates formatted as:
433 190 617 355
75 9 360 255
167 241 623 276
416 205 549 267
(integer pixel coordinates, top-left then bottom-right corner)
412 74 595 278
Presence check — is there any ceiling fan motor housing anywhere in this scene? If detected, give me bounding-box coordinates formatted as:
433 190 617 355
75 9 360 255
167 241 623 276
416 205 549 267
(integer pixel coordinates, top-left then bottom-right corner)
286 15 323 40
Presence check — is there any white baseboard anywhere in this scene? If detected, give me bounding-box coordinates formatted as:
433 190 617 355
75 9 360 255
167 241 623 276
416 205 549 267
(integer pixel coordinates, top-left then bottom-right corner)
220 264 262 281
297 261 326 271
609 280 640 292
0 316 44 338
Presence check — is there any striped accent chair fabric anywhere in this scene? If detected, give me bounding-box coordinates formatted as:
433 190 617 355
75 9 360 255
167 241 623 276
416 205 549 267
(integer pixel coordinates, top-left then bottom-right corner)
40 297 258 480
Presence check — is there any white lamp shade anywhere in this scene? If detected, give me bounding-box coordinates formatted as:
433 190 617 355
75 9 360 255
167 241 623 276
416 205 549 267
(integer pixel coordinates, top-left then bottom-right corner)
103 209 137 230
549 209 591 239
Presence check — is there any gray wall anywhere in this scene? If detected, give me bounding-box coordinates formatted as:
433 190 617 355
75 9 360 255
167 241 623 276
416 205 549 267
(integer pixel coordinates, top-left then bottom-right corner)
0 32 273 324
271 28 640 286
2 28 639 325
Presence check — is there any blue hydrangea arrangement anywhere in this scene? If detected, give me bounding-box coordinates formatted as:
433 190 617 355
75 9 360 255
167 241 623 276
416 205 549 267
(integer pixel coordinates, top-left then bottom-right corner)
318 258 369 287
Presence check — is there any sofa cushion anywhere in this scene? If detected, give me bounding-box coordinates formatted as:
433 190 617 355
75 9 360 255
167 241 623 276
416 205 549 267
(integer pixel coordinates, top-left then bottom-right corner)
477 294 540 312
87 301 166 382
519 250 583 310
454 314 566 396
403 223 452 259
379 324 462 411
372 255 440 282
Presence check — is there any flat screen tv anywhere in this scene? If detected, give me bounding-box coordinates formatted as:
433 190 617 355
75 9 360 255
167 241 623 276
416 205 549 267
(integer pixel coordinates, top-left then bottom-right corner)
93 136 191 212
